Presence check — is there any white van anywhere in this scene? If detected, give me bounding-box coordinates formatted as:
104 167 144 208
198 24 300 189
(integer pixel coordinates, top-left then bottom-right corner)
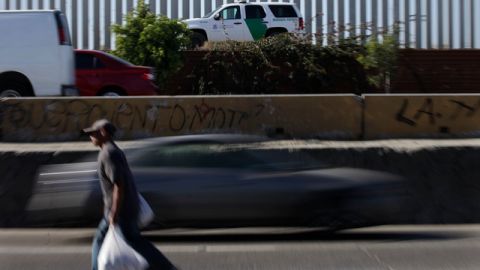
0 10 77 97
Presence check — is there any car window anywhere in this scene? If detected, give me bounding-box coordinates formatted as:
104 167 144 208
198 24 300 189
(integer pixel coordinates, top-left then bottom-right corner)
129 143 254 169
95 58 105 68
246 5 266 19
75 54 96 69
220 6 241 20
129 143 327 171
268 5 298 18
75 53 105 69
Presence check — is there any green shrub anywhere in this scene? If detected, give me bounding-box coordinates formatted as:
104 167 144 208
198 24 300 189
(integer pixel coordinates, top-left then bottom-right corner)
112 0 191 88
189 34 369 95
356 35 399 92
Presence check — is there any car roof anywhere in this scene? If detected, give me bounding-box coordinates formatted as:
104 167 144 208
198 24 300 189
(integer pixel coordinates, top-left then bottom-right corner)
75 49 106 55
222 2 297 7
0 10 56 14
139 133 268 146
75 49 138 67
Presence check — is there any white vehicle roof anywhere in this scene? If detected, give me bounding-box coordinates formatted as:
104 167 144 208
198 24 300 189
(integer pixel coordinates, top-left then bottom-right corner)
202 1 301 18
0 10 57 13
221 2 299 7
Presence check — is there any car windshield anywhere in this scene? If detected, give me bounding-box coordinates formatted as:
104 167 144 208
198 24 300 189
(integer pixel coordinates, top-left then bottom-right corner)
203 6 221 18
128 142 327 171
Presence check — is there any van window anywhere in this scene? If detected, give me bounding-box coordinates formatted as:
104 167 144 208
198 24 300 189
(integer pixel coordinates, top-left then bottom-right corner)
268 5 298 18
220 6 241 20
54 11 72 46
75 54 104 69
246 5 266 19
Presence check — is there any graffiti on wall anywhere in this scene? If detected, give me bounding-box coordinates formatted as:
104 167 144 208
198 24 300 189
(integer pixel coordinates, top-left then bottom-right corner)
169 101 265 132
395 97 480 133
0 99 267 139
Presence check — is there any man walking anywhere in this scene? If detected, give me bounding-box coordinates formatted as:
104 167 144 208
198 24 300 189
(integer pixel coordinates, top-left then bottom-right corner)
84 119 176 270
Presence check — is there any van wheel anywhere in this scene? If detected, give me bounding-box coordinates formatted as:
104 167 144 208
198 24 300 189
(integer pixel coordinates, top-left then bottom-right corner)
0 81 30 97
191 32 207 49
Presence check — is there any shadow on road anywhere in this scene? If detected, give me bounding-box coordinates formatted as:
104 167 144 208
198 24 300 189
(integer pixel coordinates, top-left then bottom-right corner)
63 228 470 244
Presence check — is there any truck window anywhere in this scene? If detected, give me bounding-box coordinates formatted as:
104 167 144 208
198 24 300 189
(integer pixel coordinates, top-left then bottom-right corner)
246 5 266 19
220 6 241 20
268 5 298 18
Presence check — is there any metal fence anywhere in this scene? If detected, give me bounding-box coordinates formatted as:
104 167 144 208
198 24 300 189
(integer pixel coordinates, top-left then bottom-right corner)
0 0 478 50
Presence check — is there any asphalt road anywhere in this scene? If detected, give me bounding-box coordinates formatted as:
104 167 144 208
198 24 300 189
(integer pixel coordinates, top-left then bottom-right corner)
1 225 480 270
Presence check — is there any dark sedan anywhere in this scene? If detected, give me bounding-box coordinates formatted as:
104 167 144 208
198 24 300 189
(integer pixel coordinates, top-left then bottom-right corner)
26 134 412 229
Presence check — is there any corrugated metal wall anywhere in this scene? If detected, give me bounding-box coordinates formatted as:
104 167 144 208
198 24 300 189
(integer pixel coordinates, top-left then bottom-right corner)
0 0 477 50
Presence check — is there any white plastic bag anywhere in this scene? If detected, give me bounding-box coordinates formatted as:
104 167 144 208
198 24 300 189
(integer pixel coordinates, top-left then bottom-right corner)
138 194 155 228
98 225 148 270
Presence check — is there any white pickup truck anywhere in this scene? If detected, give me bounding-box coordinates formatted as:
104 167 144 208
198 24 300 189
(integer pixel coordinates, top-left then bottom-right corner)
184 1 305 47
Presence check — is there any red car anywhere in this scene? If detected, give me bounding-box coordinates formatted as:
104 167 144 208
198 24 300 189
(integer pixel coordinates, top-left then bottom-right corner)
75 50 158 96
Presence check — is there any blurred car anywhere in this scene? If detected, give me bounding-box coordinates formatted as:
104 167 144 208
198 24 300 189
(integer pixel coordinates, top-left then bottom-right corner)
26 134 412 229
75 49 158 96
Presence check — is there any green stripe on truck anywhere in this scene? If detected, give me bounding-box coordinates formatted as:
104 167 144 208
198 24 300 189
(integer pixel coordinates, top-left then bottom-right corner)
245 19 268 40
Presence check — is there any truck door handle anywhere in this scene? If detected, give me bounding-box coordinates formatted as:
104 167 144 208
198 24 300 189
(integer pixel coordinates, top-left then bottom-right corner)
234 22 242 25
262 21 268 24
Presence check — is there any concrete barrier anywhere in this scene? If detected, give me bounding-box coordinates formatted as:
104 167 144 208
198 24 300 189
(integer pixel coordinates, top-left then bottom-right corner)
0 95 363 142
3 94 480 142
364 94 480 139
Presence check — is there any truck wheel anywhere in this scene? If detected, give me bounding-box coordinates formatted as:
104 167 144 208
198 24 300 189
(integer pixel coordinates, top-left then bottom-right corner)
266 29 287 38
191 32 207 49
0 81 29 97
